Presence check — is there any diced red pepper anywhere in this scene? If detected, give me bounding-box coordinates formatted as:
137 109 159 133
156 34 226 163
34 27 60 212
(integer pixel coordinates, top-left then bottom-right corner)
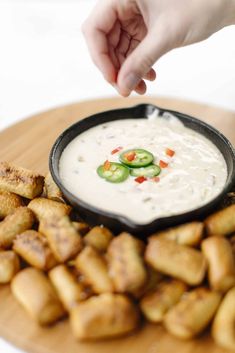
103 160 111 171
166 148 175 157
152 176 160 182
111 146 123 155
125 151 136 162
159 160 168 168
135 176 147 184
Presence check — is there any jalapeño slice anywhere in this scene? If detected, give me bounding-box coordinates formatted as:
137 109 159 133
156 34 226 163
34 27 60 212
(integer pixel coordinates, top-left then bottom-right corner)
97 162 129 183
120 149 154 167
130 164 161 178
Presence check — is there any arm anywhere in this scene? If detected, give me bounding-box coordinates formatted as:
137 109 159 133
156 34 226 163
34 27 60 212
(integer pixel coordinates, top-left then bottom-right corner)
82 0 235 96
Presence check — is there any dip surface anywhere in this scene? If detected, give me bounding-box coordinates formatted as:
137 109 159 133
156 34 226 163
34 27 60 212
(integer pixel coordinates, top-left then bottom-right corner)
59 114 227 224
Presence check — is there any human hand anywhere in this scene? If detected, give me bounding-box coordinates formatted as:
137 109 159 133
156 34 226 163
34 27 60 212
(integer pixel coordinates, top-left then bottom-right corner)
82 0 235 97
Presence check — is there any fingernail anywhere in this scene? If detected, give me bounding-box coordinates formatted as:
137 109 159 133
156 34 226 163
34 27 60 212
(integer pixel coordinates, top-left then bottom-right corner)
124 72 140 91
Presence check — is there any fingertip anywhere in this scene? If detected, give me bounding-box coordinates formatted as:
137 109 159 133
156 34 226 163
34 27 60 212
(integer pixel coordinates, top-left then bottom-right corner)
116 71 142 97
144 68 157 81
115 83 131 97
110 82 129 97
117 89 131 97
152 69 157 81
105 70 117 85
142 68 156 82
116 78 147 97
117 88 131 97
121 91 131 98
134 80 147 95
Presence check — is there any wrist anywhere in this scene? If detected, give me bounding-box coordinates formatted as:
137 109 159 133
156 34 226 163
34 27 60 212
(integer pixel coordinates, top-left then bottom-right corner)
224 0 235 26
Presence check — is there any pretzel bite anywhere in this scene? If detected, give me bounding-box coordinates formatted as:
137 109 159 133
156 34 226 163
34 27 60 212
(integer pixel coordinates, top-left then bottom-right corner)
107 232 147 294
44 172 64 203
13 230 57 270
49 265 87 311
201 236 235 292
75 246 113 293
205 204 235 236
11 268 65 325
230 235 235 254
72 222 90 236
154 222 204 246
0 191 23 219
39 216 82 262
0 162 44 199
145 237 206 285
140 279 187 323
0 207 35 248
133 267 163 299
212 287 235 350
70 293 139 340
28 198 71 221
164 288 221 339
0 251 20 283
83 226 113 252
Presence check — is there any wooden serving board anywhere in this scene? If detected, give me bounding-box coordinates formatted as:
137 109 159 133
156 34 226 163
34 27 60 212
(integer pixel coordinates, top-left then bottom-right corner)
0 96 234 353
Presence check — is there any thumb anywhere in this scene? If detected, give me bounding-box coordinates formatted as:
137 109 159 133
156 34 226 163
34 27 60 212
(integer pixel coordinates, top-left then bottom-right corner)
117 27 173 96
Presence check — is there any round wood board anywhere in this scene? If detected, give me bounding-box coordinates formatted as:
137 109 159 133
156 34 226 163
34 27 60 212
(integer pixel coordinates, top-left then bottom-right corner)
0 96 234 353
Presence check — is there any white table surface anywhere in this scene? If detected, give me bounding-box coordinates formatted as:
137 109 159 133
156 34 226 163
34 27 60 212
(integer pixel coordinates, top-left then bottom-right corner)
0 1 235 352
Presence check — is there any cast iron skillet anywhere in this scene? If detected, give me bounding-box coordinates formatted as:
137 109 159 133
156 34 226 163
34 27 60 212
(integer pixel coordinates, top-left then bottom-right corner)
49 104 235 237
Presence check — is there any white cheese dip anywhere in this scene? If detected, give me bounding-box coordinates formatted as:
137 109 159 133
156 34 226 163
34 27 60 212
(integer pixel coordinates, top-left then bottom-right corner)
59 114 227 225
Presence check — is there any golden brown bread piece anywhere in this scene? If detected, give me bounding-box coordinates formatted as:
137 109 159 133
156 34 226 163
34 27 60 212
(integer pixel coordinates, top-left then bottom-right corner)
145 237 206 285
70 293 139 340
11 268 65 325
164 288 221 339
201 236 235 293
13 230 57 271
28 197 71 221
72 222 90 236
44 172 64 203
212 286 235 350
39 215 82 262
0 191 24 219
49 265 88 311
83 226 113 252
0 251 20 283
0 162 44 199
132 266 162 299
107 232 147 294
230 234 235 254
204 204 235 236
75 246 113 293
154 222 204 246
140 279 187 323
0 207 35 248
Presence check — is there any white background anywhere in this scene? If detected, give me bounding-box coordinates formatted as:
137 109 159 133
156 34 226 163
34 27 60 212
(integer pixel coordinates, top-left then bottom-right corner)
0 1 235 352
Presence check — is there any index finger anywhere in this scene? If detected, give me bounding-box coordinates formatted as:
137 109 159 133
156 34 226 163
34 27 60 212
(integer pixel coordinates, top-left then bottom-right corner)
82 1 117 83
